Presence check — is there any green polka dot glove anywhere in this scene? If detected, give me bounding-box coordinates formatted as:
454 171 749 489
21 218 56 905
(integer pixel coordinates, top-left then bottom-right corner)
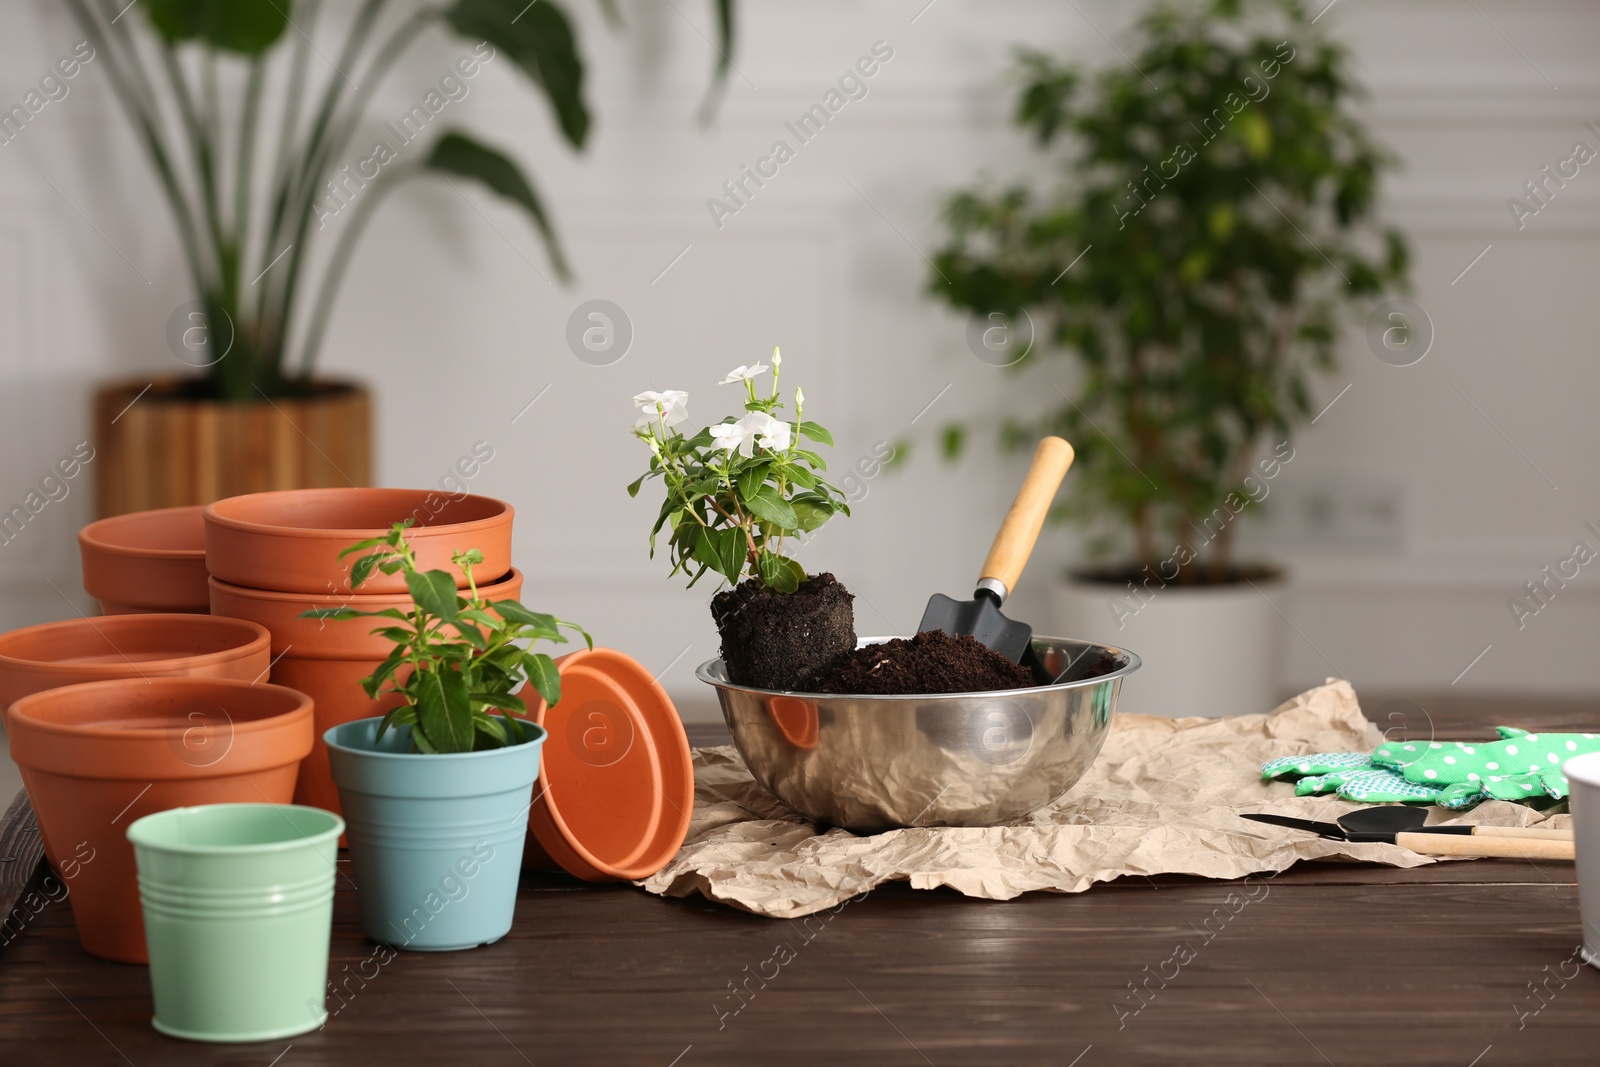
1261 728 1600 809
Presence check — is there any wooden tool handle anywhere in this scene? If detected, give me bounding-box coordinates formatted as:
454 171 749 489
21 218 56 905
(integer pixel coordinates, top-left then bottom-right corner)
979 437 1075 597
1396 831 1574 860
1473 825 1574 841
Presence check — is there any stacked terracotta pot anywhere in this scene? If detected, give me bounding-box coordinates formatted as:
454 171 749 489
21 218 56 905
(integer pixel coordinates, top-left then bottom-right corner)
0 614 312 962
202 489 518 815
197 488 696 880
78 505 211 615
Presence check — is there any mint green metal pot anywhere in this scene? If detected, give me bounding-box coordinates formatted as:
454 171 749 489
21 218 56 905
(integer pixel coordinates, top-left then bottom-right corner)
127 803 343 1043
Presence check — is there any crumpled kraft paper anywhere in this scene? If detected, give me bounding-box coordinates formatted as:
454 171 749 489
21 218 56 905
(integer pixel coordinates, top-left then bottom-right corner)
641 680 1572 918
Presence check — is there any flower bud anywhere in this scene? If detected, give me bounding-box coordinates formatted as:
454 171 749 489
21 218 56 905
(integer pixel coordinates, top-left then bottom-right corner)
771 346 782 368
795 387 804 406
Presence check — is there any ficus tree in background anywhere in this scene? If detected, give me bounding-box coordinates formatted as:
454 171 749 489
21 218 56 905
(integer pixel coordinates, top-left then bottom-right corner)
67 0 734 401
929 0 1408 584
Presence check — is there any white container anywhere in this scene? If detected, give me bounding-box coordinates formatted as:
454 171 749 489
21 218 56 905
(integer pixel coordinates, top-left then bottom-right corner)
1564 751 1600 970
1052 572 1283 718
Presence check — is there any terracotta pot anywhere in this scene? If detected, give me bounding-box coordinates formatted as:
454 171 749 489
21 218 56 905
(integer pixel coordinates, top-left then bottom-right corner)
204 488 514 595
0 614 270 710
78 506 210 615
5 677 314 963
92 376 371 519
525 649 695 882
209 569 525 814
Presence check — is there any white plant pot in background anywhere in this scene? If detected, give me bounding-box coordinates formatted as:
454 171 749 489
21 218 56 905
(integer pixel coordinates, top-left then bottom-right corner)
1052 572 1285 718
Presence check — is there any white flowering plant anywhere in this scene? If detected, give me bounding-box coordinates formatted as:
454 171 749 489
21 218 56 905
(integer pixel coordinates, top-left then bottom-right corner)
628 350 849 594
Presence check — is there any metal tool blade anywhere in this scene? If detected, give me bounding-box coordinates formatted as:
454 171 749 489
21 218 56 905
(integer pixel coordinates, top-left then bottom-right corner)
1240 812 1349 841
917 589 1034 663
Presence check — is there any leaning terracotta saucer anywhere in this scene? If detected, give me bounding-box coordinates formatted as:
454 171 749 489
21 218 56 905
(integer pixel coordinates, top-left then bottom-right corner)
525 648 695 882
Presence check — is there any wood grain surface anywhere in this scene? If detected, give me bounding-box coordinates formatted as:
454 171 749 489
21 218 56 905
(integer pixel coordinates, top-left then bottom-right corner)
1 709 1596 1065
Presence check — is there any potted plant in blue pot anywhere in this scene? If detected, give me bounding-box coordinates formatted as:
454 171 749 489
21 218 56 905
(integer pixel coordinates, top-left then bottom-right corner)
306 523 588 951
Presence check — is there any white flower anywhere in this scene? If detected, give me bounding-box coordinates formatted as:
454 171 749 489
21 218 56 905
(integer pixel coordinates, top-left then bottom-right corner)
710 412 791 458
718 363 769 386
771 346 782 369
710 417 754 456
632 390 688 431
751 412 792 452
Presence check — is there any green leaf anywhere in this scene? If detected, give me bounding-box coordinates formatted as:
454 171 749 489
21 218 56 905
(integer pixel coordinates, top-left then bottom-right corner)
744 486 798 529
337 536 393 560
349 552 385 589
491 600 559 632
473 692 528 713
298 607 368 621
940 423 966 460
524 653 561 707
406 568 460 623
758 553 804 593
146 0 290 53
781 464 816 490
696 526 747 583
444 0 589 147
415 666 475 753
626 473 647 498
790 498 833 532
455 621 487 650
375 705 416 745
363 647 409 697
458 608 501 629
797 421 834 447
698 0 735 122
423 131 572 281
735 461 770 502
473 713 509 747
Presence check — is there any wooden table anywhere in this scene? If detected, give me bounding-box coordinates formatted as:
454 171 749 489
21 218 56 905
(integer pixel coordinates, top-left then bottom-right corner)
2 709 1597 1065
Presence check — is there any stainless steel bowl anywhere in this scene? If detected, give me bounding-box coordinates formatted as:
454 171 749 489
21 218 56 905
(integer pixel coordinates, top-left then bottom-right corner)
695 635 1140 832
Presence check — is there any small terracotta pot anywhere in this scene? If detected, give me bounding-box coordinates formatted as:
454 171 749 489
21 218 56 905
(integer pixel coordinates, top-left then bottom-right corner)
525 649 695 882
6 677 314 963
209 570 525 814
204 488 513 595
0 614 271 710
78 506 210 615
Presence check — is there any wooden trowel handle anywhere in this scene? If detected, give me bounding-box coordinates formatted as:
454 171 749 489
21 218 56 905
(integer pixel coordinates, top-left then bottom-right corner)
979 436 1075 599
1395 831 1574 861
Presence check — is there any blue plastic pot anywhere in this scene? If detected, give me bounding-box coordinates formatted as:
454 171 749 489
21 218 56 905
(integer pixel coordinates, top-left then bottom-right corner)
323 716 545 951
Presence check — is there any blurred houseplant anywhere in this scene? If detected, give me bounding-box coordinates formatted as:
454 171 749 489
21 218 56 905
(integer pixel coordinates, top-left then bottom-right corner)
929 0 1407 715
71 0 733 515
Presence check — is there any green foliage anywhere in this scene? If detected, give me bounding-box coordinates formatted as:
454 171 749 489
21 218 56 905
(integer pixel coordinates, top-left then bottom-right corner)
299 523 590 755
929 0 1408 578
423 133 571 281
629 353 850 594
147 0 290 53
66 0 737 400
445 0 589 147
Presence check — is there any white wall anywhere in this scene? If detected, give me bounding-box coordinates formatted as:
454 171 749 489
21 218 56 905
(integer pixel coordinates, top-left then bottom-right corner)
0 0 1597 739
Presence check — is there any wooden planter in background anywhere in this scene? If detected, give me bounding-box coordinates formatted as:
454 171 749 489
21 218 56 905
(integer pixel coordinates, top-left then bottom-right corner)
92 377 372 518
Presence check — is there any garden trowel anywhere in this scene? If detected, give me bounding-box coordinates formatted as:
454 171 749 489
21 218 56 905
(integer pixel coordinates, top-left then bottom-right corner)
917 436 1075 676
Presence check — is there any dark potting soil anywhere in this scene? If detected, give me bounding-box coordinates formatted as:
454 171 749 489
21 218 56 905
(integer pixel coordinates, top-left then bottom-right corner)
711 572 857 691
807 630 1038 695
